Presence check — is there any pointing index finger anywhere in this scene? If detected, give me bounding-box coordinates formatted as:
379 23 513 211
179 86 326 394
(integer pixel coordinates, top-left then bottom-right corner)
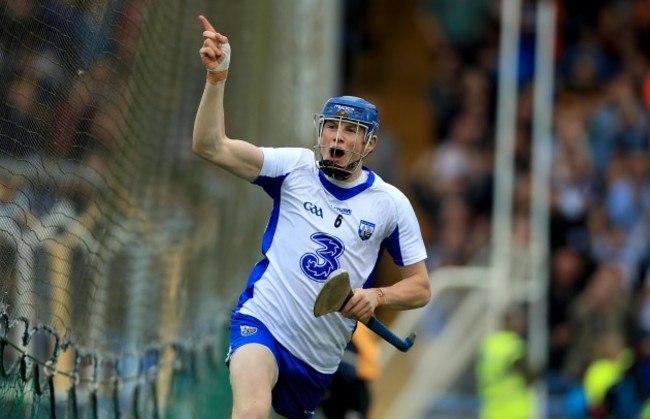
198 15 229 44
198 15 215 32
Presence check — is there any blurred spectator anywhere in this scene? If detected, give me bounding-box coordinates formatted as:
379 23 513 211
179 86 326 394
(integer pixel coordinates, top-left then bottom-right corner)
409 110 492 270
426 64 495 142
604 149 650 234
426 196 482 269
475 306 537 419
410 110 491 217
70 0 117 69
598 149 650 289
547 247 592 377
0 72 48 157
601 334 650 418
52 58 125 161
588 72 650 178
582 333 632 418
0 2 38 63
559 27 614 96
589 210 636 288
637 279 650 340
425 45 463 139
341 0 373 93
549 102 596 252
418 0 493 66
563 264 632 381
0 176 36 231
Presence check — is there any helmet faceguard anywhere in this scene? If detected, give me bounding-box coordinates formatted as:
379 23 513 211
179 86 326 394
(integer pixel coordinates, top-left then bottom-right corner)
314 96 380 180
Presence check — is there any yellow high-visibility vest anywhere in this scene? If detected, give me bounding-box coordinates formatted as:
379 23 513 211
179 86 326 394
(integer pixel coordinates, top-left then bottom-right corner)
476 330 534 419
583 349 632 407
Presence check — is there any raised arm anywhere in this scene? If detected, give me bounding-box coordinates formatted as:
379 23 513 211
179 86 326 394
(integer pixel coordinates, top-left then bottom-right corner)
193 15 263 182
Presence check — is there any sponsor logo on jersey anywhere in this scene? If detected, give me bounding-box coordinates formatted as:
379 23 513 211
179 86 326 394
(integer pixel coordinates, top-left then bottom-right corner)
332 206 352 215
240 325 257 336
358 220 375 240
300 232 345 282
303 201 324 218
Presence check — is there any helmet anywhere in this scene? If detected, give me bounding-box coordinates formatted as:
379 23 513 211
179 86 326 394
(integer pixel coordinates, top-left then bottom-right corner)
315 96 380 180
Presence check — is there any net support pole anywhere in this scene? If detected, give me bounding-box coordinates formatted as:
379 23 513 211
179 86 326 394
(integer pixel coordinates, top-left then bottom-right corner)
489 0 521 329
529 1 556 417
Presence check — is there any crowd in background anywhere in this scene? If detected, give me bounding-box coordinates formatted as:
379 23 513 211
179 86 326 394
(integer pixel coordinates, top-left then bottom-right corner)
345 0 650 416
407 0 650 415
0 0 143 161
0 0 146 241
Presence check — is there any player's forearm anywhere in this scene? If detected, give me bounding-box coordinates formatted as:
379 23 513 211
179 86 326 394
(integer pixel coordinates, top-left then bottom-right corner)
192 77 228 157
378 271 431 310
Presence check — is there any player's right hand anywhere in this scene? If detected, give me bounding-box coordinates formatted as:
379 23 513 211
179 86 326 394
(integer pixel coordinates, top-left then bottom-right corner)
340 288 379 322
198 15 230 72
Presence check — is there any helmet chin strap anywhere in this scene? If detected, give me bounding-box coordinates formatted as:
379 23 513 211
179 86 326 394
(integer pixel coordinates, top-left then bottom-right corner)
316 144 372 181
317 158 362 180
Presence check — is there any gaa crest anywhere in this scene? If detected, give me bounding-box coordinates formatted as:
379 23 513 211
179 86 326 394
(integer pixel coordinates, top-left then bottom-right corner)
240 325 257 336
358 220 375 241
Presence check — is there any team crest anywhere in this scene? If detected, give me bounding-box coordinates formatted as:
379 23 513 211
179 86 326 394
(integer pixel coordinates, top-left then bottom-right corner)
358 220 375 241
240 325 257 336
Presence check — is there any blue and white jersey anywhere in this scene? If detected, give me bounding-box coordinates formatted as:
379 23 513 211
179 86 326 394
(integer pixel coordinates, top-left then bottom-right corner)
234 147 427 373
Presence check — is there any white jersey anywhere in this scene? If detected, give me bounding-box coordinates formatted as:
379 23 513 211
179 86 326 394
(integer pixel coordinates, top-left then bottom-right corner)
235 147 427 373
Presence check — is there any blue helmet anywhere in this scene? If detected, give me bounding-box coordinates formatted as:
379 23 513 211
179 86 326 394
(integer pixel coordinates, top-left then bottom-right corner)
318 96 380 144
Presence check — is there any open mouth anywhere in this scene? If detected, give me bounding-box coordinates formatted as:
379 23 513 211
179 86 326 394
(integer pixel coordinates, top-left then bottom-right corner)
329 147 345 160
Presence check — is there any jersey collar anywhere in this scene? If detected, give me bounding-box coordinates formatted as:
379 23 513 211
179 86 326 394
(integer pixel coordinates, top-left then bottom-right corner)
318 166 375 200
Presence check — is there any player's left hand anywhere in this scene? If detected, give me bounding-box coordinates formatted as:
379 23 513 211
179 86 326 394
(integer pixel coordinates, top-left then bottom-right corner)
340 288 380 322
198 15 230 72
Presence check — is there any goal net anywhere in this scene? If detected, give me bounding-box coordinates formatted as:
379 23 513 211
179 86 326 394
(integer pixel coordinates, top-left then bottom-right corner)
0 0 339 417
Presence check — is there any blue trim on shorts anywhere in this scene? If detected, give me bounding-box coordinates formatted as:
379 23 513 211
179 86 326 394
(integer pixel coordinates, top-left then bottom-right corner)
228 312 335 418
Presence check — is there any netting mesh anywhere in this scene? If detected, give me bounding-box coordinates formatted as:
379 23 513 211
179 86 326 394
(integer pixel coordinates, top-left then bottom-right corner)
0 0 340 417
